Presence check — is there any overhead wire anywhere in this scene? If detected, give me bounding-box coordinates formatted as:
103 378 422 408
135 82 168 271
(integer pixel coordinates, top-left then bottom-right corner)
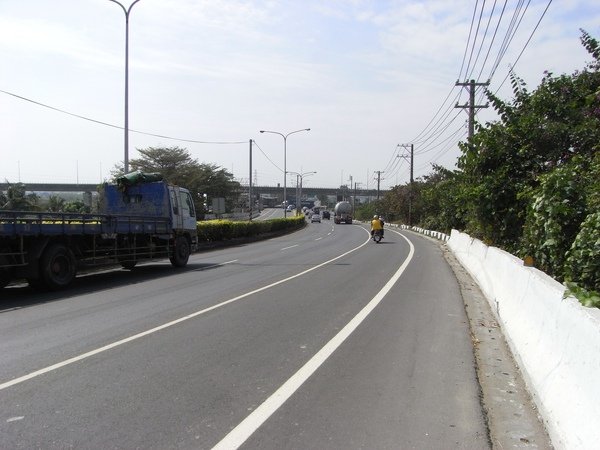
403 0 553 184
250 140 282 173
475 0 508 81
457 0 480 82
493 0 552 93
464 0 488 82
382 144 401 174
489 0 530 80
0 88 247 145
465 0 497 82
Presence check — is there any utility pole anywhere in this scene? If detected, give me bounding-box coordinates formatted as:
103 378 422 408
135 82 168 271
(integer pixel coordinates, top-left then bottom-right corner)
399 144 414 226
352 181 357 216
455 79 489 139
375 171 383 200
399 144 414 183
249 139 253 221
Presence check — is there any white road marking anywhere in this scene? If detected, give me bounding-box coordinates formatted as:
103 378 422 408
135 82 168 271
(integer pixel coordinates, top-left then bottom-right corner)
0 234 373 392
281 244 299 251
315 237 322 241
6 417 24 423
190 260 238 271
212 231 415 449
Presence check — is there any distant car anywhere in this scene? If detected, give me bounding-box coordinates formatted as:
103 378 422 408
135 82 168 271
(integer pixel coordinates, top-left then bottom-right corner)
286 204 295 212
311 213 321 223
322 210 330 220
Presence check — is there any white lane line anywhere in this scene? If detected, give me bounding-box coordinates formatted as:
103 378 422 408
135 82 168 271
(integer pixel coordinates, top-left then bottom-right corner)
212 231 415 450
315 237 322 241
281 244 299 251
0 235 372 392
189 260 238 271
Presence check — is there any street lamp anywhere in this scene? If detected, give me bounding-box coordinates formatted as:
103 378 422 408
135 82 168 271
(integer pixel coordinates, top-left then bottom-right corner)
259 128 310 218
109 0 142 174
288 171 316 215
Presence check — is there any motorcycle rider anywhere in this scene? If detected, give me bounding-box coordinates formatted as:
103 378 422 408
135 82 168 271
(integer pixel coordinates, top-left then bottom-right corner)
371 215 384 238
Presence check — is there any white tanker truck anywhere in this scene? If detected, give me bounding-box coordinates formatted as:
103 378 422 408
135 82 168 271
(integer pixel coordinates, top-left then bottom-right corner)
333 201 353 224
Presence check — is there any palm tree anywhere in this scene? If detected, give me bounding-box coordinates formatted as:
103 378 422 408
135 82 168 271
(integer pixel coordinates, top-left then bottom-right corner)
0 182 38 211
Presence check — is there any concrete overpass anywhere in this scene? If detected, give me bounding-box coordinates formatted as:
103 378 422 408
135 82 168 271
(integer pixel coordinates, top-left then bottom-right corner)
0 182 387 203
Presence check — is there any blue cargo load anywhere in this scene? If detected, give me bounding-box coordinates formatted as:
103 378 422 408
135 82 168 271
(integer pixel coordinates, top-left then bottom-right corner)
101 181 172 218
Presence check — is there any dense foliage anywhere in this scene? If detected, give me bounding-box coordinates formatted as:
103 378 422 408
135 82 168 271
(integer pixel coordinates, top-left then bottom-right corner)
0 182 39 210
366 30 599 302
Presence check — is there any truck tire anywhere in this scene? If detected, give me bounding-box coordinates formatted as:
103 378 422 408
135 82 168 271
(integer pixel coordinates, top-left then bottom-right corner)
39 244 77 290
170 236 190 267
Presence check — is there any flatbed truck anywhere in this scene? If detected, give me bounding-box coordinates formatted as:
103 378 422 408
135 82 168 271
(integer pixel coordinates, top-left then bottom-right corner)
0 178 198 290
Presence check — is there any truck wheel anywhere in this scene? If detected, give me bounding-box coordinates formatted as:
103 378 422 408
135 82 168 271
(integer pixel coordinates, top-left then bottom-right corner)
40 244 77 290
170 236 190 267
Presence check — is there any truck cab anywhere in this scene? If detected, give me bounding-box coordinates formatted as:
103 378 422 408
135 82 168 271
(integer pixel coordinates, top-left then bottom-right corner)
168 185 198 234
101 180 199 256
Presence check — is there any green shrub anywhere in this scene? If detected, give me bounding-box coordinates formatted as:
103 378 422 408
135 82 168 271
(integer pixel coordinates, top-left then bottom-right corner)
521 156 587 279
565 211 600 293
196 216 304 242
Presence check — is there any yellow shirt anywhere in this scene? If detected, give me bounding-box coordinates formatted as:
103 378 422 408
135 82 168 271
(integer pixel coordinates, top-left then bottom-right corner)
371 219 383 231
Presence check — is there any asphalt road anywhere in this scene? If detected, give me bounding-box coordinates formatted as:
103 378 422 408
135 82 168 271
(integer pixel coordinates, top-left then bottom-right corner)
1 222 490 449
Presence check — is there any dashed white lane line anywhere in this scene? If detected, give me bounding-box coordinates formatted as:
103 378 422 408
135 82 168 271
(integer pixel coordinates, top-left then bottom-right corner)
281 244 299 251
212 231 415 450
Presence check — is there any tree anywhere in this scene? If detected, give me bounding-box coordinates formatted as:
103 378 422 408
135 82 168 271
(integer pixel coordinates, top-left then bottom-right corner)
47 195 66 212
457 31 600 251
128 146 198 182
63 200 90 213
419 165 468 233
0 182 39 211
123 146 241 217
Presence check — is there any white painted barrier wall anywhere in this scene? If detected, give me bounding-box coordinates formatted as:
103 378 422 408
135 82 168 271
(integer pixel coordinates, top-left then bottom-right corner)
447 229 600 449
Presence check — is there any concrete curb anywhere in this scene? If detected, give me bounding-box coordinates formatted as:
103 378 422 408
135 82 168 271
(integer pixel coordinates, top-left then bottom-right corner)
447 229 600 449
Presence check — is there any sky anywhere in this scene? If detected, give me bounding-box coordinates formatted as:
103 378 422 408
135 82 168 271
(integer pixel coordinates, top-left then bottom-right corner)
1 0 598 190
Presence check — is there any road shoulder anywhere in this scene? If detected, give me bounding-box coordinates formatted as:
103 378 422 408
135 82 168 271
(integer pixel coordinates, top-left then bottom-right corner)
440 241 552 449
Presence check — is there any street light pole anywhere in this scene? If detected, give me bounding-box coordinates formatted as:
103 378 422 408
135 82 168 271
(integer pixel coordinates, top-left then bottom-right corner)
259 128 310 218
109 0 142 174
288 171 316 215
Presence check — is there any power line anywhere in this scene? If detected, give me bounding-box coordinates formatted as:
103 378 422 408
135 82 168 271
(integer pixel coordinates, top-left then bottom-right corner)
475 0 508 81
382 144 401 174
466 0 497 81
463 0 488 79
405 0 553 178
493 0 553 93
0 88 247 145
457 0 481 82
250 140 282 173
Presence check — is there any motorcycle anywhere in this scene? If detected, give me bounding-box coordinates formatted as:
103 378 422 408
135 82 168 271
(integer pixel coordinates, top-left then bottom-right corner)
372 229 383 243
